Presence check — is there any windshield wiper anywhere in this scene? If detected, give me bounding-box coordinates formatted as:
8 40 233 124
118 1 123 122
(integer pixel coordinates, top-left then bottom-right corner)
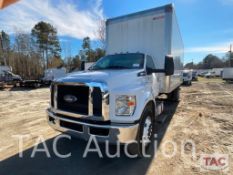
105 66 129 69
90 65 129 70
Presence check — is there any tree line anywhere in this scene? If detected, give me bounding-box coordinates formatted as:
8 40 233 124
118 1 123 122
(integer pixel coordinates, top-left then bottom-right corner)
0 21 105 79
185 53 233 69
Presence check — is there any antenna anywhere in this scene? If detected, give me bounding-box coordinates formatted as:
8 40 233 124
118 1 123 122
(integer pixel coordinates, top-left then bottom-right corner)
230 44 233 67
192 58 194 70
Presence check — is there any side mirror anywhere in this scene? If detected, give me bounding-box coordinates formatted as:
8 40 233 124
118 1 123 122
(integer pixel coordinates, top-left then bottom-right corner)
164 55 174 76
146 67 154 75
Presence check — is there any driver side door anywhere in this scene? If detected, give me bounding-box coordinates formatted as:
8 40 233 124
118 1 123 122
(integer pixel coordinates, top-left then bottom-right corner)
146 55 159 97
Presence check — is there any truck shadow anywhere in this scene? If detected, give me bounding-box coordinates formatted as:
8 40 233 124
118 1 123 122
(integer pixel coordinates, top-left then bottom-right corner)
0 102 178 175
155 101 179 147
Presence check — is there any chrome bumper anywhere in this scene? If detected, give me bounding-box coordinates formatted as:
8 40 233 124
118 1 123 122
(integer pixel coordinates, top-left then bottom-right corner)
47 109 139 144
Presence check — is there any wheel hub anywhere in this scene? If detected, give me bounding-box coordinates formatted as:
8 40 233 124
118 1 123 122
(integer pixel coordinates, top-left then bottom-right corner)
142 116 152 145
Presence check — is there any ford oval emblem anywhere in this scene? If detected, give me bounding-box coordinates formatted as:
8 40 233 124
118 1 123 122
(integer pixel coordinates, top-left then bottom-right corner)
63 95 77 103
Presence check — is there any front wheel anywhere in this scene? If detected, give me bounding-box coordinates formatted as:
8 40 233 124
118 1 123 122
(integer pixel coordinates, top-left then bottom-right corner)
127 106 155 157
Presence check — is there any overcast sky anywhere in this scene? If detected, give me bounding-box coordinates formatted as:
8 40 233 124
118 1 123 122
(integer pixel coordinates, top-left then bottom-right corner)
0 0 233 63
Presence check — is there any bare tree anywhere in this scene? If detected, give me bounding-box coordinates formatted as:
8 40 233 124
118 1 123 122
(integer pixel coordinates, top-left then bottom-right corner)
0 30 10 65
12 30 44 79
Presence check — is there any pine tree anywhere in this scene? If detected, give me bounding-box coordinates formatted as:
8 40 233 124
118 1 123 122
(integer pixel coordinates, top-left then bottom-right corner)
31 21 61 68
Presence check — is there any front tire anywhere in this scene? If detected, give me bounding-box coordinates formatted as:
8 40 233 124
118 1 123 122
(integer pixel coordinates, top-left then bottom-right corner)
127 105 155 157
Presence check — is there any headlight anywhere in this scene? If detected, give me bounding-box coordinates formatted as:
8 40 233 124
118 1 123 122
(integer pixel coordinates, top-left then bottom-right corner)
115 95 136 116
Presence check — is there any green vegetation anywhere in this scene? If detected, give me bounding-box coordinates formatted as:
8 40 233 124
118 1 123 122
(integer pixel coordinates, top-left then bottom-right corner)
80 37 105 63
31 21 61 69
0 21 105 79
185 54 233 69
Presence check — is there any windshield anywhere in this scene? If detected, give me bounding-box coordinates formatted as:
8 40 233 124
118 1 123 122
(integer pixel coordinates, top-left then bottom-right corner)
90 53 144 70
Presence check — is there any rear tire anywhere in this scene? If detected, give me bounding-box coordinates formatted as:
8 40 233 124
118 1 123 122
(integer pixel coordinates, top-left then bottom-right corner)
167 87 180 102
127 105 155 158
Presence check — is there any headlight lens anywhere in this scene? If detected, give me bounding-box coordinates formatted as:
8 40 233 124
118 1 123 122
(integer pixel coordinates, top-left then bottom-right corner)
115 95 136 116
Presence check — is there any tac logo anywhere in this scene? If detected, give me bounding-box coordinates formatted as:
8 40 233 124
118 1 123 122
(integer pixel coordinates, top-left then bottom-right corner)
152 15 164 21
200 154 229 172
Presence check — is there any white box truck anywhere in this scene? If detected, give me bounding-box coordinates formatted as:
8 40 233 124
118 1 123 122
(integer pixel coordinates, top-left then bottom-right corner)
222 68 233 82
0 66 11 82
212 68 223 77
47 4 183 156
0 66 22 83
0 66 12 75
183 70 192 85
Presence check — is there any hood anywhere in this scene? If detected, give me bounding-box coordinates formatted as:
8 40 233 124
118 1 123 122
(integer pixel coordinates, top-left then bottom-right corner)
56 69 144 90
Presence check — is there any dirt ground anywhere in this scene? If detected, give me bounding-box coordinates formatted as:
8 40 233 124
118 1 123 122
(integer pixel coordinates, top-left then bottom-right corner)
0 79 233 175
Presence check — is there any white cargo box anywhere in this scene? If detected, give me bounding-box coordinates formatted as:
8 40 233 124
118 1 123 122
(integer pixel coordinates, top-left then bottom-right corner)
222 68 233 81
106 4 184 93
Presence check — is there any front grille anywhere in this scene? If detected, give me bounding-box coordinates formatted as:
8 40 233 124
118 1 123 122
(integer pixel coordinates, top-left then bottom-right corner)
54 85 104 117
57 85 89 115
51 85 54 107
92 87 102 116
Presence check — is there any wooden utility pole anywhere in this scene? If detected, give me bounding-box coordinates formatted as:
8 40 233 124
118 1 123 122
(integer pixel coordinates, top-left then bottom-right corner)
192 58 194 70
229 44 233 67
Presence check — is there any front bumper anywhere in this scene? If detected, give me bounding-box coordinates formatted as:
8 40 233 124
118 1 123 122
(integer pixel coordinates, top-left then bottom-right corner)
46 109 139 144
